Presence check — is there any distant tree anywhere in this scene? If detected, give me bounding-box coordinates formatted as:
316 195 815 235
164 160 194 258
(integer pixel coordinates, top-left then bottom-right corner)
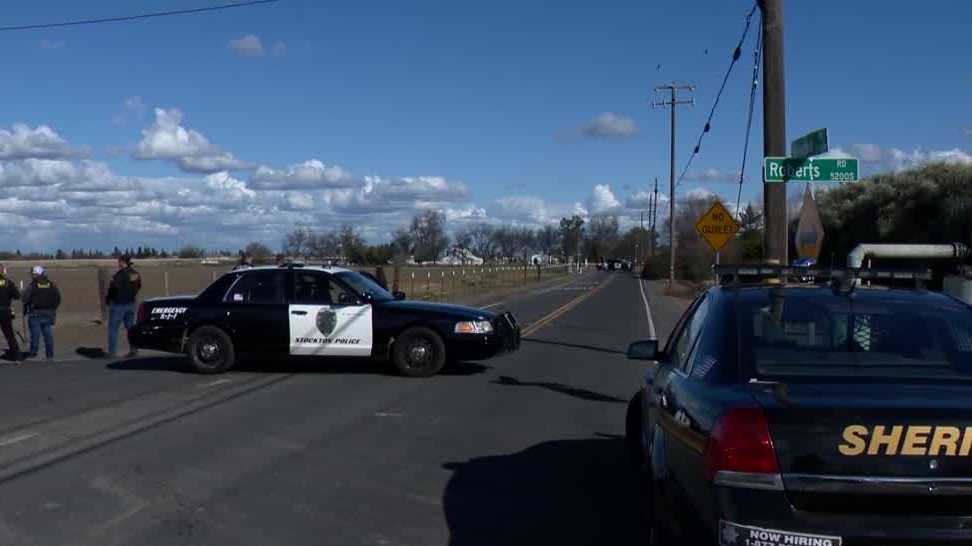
244 241 274 262
585 214 620 261
490 226 517 262
54 249 66 260
466 223 495 262
535 225 561 261
559 215 585 260
339 224 366 264
177 245 205 259
738 202 763 262
282 228 312 258
453 226 474 251
511 227 536 263
409 210 450 263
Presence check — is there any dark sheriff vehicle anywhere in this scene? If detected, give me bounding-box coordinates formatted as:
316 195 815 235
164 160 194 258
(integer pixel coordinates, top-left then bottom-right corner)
625 264 972 546
131 264 520 377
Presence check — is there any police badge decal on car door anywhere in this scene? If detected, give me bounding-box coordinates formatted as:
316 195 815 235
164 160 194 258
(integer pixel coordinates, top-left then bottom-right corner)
288 271 373 357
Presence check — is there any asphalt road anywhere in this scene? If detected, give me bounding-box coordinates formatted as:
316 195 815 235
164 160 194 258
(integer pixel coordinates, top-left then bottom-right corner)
0 271 688 546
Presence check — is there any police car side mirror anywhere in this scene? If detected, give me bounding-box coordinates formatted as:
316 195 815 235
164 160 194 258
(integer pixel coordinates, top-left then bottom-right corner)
627 339 658 361
393 291 406 300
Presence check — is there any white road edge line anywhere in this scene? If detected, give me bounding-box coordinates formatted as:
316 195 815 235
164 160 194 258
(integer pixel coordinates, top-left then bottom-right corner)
0 432 39 447
198 378 234 389
638 278 657 340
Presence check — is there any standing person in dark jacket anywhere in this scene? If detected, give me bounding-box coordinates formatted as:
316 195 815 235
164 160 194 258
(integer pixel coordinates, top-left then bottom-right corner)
0 264 22 361
106 255 142 358
23 266 61 361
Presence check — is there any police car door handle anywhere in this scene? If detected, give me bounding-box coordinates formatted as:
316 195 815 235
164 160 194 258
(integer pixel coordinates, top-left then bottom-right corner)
291 310 308 316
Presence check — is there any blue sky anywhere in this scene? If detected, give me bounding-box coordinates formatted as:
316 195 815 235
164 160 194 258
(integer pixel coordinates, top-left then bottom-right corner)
0 0 969 250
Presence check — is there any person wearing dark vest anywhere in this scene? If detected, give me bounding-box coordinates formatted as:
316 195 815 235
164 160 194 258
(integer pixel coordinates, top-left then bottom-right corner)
0 264 22 361
23 266 61 361
106 255 142 358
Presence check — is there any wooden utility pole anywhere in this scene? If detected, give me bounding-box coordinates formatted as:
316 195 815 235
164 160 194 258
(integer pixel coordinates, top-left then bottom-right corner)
650 176 659 256
759 0 787 264
654 83 694 286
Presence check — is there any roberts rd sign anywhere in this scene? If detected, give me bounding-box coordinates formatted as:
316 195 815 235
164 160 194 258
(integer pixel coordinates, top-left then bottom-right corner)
764 157 859 183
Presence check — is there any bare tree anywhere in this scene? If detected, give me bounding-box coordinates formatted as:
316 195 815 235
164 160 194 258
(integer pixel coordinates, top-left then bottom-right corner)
559 215 585 260
467 223 495 262
339 224 365 263
283 228 311 258
308 230 340 259
491 226 517 262
410 209 450 264
586 214 620 261
535 225 560 262
511 227 536 263
391 228 413 258
243 241 273 261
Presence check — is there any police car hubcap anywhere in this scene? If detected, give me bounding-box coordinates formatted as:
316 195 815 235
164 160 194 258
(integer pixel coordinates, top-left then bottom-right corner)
408 341 431 364
199 339 221 361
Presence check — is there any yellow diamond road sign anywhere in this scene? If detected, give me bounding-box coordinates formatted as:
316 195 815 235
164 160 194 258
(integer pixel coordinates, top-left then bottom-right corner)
694 201 740 252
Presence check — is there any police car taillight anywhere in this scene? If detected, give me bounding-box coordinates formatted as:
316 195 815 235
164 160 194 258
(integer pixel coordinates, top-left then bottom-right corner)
703 408 781 488
137 303 147 323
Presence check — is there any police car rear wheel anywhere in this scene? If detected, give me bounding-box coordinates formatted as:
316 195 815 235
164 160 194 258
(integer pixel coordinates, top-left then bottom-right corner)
393 327 446 378
187 326 235 374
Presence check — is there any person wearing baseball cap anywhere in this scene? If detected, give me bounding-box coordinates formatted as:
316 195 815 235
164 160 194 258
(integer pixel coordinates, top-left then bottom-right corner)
106 255 142 358
23 266 61 361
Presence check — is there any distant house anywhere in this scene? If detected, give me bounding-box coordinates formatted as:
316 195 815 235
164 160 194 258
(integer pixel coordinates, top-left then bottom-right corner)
439 247 484 266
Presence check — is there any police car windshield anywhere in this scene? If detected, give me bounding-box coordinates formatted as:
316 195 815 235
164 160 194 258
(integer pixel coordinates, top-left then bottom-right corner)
335 272 393 302
737 290 972 381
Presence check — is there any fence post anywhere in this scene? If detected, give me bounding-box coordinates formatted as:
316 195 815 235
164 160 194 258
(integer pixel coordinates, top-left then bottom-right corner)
426 271 431 298
411 271 415 296
440 271 445 301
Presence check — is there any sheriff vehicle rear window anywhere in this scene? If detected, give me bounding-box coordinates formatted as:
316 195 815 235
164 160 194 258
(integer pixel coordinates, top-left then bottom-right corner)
736 289 972 381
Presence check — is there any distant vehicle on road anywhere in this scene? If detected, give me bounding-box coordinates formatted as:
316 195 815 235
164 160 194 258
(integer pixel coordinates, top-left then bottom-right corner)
600 258 626 272
131 264 520 377
624 264 971 545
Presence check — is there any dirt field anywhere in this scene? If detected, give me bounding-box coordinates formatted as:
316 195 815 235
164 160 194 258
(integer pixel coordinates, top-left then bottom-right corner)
0 260 570 359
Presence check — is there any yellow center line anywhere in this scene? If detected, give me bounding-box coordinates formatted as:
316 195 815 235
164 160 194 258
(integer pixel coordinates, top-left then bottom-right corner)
521 275 613 337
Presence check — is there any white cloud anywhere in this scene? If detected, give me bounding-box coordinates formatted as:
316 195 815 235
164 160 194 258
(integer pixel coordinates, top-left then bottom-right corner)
228 34 264 57
445 206 487 221
625 190 668 209
132 108 251 173
682 168 740 183
38 39 64 50
685 188 716 200
249 160 354 190
0 124 81 160
272 41 287 57
325 176 469 214
579 112 638 138
587 184 621 213
888 147 972 171
848 143 883 163
493 196 551 224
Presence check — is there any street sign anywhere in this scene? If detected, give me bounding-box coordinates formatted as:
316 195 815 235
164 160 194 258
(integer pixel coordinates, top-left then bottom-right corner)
795 185 824 259
764 157 859 183
694 201 739 252
791 128 828 158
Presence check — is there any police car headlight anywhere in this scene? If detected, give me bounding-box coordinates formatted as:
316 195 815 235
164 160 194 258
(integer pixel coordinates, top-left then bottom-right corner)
455 320 493 334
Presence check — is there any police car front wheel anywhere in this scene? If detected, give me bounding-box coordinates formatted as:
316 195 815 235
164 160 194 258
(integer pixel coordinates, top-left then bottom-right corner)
187 326 236 374
392 327 446 378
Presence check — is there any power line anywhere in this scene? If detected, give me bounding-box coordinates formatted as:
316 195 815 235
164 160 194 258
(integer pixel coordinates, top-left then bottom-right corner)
0 0 278 32
675 2 759 186
735 12 763 218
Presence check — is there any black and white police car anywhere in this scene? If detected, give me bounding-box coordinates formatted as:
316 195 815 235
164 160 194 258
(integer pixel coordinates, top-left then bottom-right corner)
626 264 972 545
131 264 520 377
